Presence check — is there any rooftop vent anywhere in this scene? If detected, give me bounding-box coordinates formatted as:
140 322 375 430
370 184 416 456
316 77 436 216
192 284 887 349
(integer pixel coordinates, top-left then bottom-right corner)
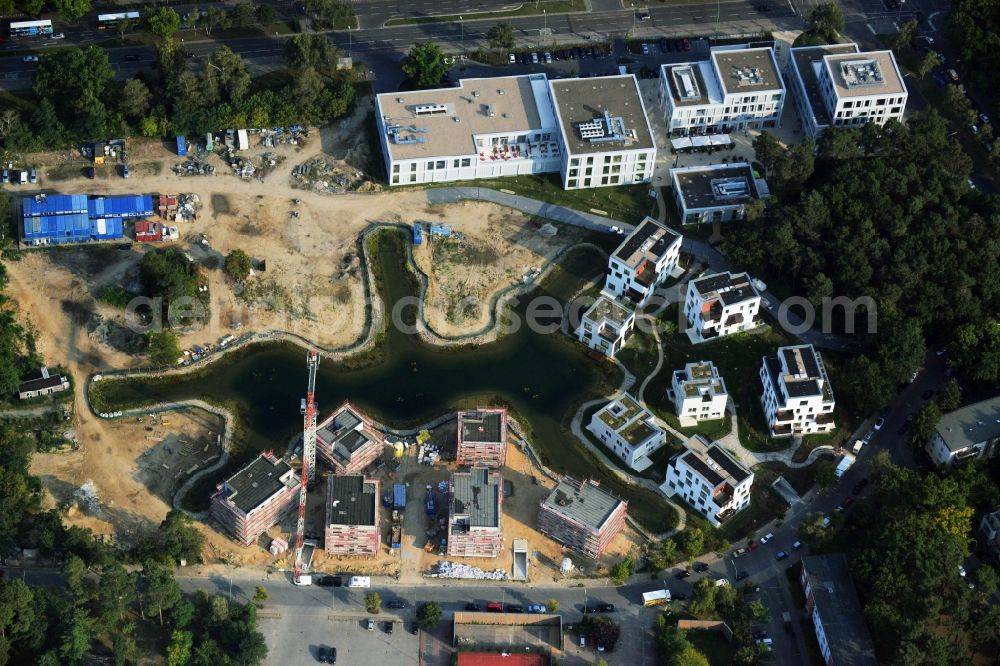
839 58 885 88
414 103 448 116
732 66 763 87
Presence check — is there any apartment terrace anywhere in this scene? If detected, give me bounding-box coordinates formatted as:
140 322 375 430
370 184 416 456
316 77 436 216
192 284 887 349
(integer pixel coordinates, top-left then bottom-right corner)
597 395 644 430
620 418 656 446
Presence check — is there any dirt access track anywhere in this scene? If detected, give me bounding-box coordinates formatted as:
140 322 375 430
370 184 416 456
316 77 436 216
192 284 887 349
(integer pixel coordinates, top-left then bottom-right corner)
8 98 592 557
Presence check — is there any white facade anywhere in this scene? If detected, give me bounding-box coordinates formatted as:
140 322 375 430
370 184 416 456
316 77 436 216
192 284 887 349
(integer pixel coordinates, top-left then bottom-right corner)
550 76 657 190
576 291 636 359
759 344 836 438
671 361 729 426
786 44 908 139
588 394 666 470
670 162 767 225
925 395 1000 467
660 434 753 527
604 217 682 307
684 271 761 342
658 46 785 134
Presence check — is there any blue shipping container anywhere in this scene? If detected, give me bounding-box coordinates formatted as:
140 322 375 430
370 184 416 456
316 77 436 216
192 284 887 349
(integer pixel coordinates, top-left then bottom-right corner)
393 484 406 508
21 194 87 217
176 136 187 156
412 224 422 245
88 195 154 219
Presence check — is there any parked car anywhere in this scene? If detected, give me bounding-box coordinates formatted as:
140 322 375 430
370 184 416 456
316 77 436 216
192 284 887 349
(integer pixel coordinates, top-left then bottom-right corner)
530 52 539 64
979 112 990 125
411 621 419 634
317 576 336 587
85 167 95 179
641 43 650 55
1 170 8 184
508 53 516 64
122 164 129 179
543 52 552 64
124 54 140 61
384 621 394 634
23 55 39 63
387 600 407 609
791 540 802 550
608 226 625 234
747 540 759 551
775 551 789 561
486 601 502 611
693 562 709 573
674 569 691 579
506 604 524 613
467 603 483 611
821 516 832 529
526 604 546 613
49 32 65 40
579 635 587 647
760 532 774 544
673 592 688 600
596 603 615 612
873 417 884 430
366 619 375 631
29 168 36 184
332 576 343 587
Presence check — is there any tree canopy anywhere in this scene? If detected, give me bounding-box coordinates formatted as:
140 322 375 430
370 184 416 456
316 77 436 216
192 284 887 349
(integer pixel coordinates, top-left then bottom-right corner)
403 43 450 89
947 0 1000 91
486 22 515 52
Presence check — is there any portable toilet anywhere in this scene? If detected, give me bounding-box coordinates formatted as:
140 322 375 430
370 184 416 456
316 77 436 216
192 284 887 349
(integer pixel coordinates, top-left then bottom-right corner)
176 136 187 156
205 133 214 151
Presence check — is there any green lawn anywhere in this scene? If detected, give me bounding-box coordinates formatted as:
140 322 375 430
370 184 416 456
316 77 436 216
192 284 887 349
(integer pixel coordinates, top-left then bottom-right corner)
685 629 736 665
422 173 657 223
384 0 585 25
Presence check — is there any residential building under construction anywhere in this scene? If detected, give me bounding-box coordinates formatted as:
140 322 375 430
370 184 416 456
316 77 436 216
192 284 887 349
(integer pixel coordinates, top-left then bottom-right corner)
537 477 627 559
210 452 301 545
447 467 504 558
324 475 380 557
316 402 386 475
456 408 508 467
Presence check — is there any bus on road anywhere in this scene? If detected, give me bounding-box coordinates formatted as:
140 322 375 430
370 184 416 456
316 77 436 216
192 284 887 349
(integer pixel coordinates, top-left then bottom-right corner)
9 19 53 38
642 589 671 607
97 11 140 29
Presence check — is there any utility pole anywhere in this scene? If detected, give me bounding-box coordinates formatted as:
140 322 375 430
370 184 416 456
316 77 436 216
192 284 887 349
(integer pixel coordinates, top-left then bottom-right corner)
348 26 352 57
460 16 464 42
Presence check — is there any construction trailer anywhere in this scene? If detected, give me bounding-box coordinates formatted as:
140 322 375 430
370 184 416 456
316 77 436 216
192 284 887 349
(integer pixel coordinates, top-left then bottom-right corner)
447 467 504 558
315 402 386 475
456 408 509 468
324 475 380 557
210 452 301 545
537 477 628 559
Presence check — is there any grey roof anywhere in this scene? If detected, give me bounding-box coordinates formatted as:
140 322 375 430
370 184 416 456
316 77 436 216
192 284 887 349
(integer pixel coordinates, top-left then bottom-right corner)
677 435 752 489
673 163 759 211
452 468 501 528
612 217 681 268
19 374 66 392
549 76 654 155
711 47 783 96
664 61 714 107
326 475 377 527
790 44 860 128
542 477 625 531
934 395 1000 453
692 271 758 305
801 554 878 666
460 409 505 444
221 454 296 514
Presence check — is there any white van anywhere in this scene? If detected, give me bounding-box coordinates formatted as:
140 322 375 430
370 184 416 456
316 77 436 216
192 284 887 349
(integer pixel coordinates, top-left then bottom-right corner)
293 575 313 586
348 576 370 588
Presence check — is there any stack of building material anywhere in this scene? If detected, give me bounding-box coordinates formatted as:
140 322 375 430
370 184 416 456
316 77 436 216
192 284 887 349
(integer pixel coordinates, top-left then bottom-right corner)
417 441 440 465
269 537 288 555
428 560 508 580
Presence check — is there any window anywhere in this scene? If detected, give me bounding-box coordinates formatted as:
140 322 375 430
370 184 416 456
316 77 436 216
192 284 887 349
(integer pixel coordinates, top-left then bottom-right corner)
436 160 446 169
461 157 471 167
427 161 435 170
410 163 417 172
568 179 578 188
392 175 400 184
601 176 609 185
392 164 400 174
453 159 460 168
570 168 579 177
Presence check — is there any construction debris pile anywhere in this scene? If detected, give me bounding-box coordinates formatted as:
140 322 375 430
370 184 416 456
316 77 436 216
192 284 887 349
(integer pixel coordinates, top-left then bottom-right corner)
291 157 376 194
169 193 201 222
73 480 103 516
172 159 217 176
229 152 286 180
417 440 440 465
259 125 309 148
428 561 508 581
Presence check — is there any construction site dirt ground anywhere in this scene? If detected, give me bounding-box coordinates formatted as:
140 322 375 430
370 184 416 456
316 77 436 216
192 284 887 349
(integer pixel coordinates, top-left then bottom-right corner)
7 96 592 552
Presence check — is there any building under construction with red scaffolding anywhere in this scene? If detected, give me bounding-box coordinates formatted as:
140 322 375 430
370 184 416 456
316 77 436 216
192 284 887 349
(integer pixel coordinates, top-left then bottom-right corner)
447 467 504 558
537 477 627 559
210 452 301 545
456 408 508 468
324 475 380 557
316 402 386 475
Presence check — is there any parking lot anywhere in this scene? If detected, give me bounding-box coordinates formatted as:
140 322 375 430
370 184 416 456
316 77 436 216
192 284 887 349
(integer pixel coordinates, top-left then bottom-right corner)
258 615 419 665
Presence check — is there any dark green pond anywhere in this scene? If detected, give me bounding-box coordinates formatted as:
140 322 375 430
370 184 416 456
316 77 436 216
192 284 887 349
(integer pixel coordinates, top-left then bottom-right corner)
98 230 675 530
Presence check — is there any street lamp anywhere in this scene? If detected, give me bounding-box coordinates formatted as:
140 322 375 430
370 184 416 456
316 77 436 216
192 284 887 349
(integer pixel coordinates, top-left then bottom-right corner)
544 9 547 32
460 16 464 43
348 26 352 57
583 587 588 614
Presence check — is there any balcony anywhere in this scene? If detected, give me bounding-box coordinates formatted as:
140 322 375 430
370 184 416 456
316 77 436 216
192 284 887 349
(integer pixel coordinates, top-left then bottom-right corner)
815 412 835 425
775 409 795 422
772 423 792 436
477 140 560 163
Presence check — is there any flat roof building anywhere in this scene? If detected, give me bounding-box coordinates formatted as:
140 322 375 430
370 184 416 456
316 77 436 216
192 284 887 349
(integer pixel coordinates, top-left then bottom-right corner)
926 395 1000 467
447 467 504 558
316 402 386 475
684 271 762 342
210 452 301 545
759 344 836 438
576 291 636 359
537 477 627 559
670 360 729 426
20 193 153 246
456 408 508 468
325 475 380 557
799 554 877 666
786 43 907 138
587 393 666 471
661 434 753 526
605 217 682 307
670 162 768 225
659 45 785 134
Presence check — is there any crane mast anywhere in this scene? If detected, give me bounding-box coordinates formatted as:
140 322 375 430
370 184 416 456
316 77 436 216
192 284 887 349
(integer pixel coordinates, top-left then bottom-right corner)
293 350 320 583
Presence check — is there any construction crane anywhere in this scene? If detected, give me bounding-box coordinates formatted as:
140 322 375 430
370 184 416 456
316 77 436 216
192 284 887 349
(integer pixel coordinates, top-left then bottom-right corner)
293 350 320 584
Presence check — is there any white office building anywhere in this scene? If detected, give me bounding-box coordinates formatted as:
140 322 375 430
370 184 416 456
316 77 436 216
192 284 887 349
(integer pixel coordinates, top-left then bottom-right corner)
588 394 667 471
684 271 762 342
759 344 836 438
604 217 682 307
549 75 657 190
576 291 636 359
671 361 729 426
658 46 785 135
660 434 753 526
786 43 907 139
670 162 768 225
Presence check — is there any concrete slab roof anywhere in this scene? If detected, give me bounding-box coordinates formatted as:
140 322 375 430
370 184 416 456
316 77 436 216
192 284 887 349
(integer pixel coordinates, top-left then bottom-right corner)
452 468 501 528
542 477 625 532
934 395 1000 453
672 163 760 211
326 475 378 527
711 47 784 96
221 454 296 514
549 75 654 155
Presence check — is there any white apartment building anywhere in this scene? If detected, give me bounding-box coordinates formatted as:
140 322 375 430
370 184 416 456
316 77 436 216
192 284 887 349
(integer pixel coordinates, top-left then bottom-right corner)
660 434 753 526
671 361 729 426
759 344 836 438
576 291 636 359
786 43 907 139
376 75 561 187
670 162 768 225
549 76 657 190
588 394 666 471
604 217 682 307
375 74 655 191
684 271 761 342
925 395 1000 467
659 46 785 135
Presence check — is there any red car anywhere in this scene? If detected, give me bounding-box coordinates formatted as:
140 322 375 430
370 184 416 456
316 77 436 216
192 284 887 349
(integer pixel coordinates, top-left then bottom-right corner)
747 540 759 552
837 496 856 512
486 601 503 611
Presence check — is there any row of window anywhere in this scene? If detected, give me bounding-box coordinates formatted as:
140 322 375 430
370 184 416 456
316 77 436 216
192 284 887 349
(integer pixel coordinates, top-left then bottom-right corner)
569 153 651 168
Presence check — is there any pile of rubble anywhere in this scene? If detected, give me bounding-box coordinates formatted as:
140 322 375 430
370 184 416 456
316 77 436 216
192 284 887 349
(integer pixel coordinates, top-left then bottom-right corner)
259 125 309 148
428 561 508 581
172 159 216 176
229 152 286 180
417 441 440 465
291 157 370 193
176 193 201 222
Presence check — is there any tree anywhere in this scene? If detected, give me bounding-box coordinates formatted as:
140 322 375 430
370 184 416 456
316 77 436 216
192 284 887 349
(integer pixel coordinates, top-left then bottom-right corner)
679 526 705 559
204 47 252 104
225 249 253 281
814 461 837 489
893 17 919 51
166 630 193 666
62 554 91 604
909 402 941 450
148 7 181 40
256 3 277 24
286 34 339 73
59 608 97 662
364 592 381 614
159 510 204 564
148 331 181 365
647 539 678 571
53 0 91 21
233 3 255 27
486 22 515 52
917 50 939 79
937 378 961 412
0 579 36 645
416 601 442 629
253 587 268 607
546 598 559 613
203 6 230 35
610 555 634 584
806 1 844 43
141 561 182 625
121 79 151 120
687 578 717 618
304 0 354 29
949 320 1000 383
402 42 450 89
115 17 134 42
752 131 783 177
